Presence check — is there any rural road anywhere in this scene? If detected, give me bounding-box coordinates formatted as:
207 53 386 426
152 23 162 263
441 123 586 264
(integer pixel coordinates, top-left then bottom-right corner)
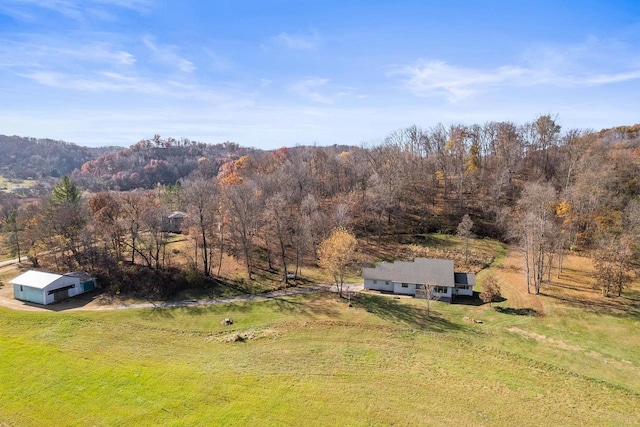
0 279 364 312
0 257 20 269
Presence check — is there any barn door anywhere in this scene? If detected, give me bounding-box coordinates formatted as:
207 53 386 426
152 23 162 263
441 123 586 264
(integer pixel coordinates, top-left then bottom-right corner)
53 288 69 302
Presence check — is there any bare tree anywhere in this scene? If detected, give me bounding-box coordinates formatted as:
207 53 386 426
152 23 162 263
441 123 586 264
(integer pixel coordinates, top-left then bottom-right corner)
456 214 474 263
593 234 635 297
508 182 558 294
223 180 262 280
184 178 220 276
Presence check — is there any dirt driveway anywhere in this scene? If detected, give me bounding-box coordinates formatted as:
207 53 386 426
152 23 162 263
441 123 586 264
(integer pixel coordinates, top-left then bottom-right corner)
0 265 361 313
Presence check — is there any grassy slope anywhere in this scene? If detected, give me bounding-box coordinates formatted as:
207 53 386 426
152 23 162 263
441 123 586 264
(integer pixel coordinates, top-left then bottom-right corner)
1 238 639 426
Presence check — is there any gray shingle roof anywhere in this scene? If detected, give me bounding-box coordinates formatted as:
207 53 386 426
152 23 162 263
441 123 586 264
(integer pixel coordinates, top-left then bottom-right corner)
362 258 455 287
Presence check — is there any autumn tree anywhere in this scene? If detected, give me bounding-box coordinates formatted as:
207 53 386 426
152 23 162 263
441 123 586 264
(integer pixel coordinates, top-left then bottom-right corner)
88 191 126 261
18 202 45 267
480 276 501 306
44 175 87 267
0 194 23 262
318 227 357 297
137 191 169 270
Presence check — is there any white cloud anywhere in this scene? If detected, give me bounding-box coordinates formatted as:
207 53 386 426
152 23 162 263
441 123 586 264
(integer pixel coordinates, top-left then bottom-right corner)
585 70 640 85
392 56 640 102
390 36 640 102
390 61 530 102
271 31 320 51
142 36 195 73
16 69 251 105
0 37 136 69
289 78 353 104
0 0 151 21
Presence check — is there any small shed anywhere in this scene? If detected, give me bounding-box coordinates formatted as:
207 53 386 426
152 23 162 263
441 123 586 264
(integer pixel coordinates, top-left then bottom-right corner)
164 211 187 233
10 270 97 305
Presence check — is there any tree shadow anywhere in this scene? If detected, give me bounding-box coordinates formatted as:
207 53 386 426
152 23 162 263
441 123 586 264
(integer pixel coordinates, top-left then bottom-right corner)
544 281 600 294
539 291 640 319
139 296 257 319
350 293 465 333
451 291 501 306
494 306 540 316
269 293 340 317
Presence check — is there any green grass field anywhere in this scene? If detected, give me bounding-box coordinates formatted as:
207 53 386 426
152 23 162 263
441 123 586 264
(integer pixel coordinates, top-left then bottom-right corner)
0 175 37 192
1 240 639 426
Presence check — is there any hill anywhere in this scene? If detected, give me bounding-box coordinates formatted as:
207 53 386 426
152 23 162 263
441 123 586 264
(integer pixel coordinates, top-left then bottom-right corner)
71 136 256 191
0 135 119 180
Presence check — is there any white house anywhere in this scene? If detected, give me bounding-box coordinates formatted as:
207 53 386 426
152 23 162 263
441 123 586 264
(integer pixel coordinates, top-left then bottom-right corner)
362 258 475 302
10 270 97 305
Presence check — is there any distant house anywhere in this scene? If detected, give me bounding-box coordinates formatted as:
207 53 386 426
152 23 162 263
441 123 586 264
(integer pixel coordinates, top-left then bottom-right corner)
362 258 475 303
164 211 187 233
10 270 97 305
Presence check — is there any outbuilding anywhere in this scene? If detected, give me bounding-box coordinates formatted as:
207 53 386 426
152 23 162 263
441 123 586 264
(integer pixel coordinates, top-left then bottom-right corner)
10 270 97 305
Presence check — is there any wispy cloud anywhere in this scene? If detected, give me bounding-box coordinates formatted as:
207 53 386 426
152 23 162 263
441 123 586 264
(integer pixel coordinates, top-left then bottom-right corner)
270 31 320 51
0 37 136 71
390 61 530 102
0 35 251 106
392 37 640 102
289 78 353 104
0 0 151 21
142 36 195 73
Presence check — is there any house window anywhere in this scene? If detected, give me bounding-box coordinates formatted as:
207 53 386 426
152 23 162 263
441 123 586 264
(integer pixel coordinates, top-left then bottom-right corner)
385 281 390 285
401 283 409 288
435 286 448 293
415 284 423 289
20 285 23 292
373 280 377 284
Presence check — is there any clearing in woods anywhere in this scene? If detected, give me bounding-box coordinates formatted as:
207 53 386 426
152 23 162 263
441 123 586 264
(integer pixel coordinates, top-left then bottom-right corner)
0 238 639 426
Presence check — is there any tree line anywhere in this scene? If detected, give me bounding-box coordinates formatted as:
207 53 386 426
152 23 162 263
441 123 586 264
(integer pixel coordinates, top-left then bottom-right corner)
2 116 640 298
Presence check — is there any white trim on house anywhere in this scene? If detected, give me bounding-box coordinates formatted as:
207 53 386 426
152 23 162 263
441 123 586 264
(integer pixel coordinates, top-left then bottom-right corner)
362 258 475 302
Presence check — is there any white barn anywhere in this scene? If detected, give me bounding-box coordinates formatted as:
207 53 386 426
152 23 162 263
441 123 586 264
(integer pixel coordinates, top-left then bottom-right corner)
362 258 475 302
11 270 97 305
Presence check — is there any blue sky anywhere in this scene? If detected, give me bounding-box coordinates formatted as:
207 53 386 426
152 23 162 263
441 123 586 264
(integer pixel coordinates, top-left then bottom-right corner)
1 0 639 148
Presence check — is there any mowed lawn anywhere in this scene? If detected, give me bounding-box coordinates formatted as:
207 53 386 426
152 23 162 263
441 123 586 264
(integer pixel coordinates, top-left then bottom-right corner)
1 284 640 425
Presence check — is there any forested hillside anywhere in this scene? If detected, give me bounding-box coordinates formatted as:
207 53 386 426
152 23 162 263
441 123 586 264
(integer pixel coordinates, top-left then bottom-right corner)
2 116 640 299
72 135 254 191
0 135 118 179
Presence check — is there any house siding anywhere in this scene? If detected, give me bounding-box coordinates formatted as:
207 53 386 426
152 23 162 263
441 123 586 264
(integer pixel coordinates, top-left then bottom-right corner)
12 271 97 305
453 285 474 296
393 282 417 295
364 279 394 292
13 284 44 305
